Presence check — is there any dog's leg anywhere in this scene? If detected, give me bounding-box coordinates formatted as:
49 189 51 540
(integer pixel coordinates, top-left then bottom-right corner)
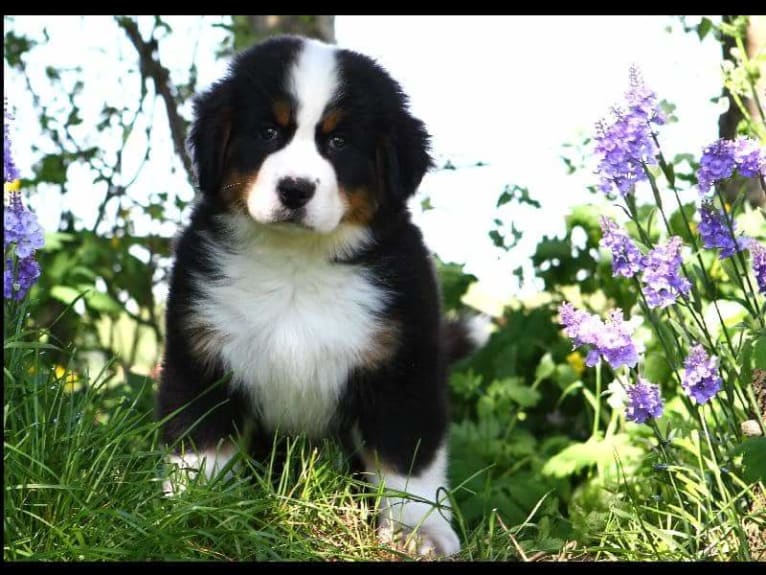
163 440 238 496
157 354 245 496
362 442 459 557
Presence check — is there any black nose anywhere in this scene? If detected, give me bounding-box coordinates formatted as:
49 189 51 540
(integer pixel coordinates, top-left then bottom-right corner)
277 177 316 210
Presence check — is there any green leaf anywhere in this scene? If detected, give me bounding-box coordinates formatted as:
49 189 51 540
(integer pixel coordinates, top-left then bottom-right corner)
752 336 766 370
435 258 477 313
542 441 599 478
36 154 68 185
697 17 713 41
643 352 672 385
496 189 512 207
50 285 88 305
85 291 122 314
734 438 766 483
534 353 556 382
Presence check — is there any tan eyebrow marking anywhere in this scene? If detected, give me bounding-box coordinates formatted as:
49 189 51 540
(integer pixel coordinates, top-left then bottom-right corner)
320 109 342 134
273 101 291 127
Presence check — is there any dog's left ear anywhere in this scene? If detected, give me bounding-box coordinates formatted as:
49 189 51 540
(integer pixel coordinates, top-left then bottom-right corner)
187 80 232 198
377 110 434 205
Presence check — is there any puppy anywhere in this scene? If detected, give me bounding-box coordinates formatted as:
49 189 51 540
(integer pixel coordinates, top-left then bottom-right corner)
158 35 484 557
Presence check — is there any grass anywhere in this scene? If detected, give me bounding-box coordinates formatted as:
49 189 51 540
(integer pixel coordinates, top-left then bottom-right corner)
4 335 533 562
5 321 763 561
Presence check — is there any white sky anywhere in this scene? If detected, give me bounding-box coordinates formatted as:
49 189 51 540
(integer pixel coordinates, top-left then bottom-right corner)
5 16 724 308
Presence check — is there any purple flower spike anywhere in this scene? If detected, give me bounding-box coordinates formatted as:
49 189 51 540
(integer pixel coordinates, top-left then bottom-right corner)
697 139 736 194
732 137 765 179
697 136 765 195
681 344 722 405
594 66 664 197
4 256 41 301
640 236 691 309
4 193 44 258
4 101 20 183
600 217 644 278
559 302 641 371
625 377 664 424
750 240 766 295
697 201 749 259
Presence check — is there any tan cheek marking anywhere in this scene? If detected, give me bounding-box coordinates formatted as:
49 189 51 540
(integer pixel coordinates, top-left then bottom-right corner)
321 110 341 134
341 186 378 225
273 101 291 127
360 319 401 371
220 170 259 213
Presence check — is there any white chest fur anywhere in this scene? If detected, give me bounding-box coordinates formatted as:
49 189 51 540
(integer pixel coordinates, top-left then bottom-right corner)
190 223 385 437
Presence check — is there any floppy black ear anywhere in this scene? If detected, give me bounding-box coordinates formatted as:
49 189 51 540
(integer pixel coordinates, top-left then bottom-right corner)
187 81 232 197
377 111 434 205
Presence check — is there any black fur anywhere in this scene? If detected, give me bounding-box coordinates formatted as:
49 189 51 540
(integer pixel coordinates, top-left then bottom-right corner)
158 36 476 478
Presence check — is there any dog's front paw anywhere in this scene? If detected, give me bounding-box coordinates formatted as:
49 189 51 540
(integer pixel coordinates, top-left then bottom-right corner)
162 447 235 497
413 521 461 557
378 514 460 558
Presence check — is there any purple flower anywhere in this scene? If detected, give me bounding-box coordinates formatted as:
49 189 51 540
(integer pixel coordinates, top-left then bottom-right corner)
625 377 664 424
751 240 766 295
697 139 736 194
697 137 766 194
559 302 641 370
600 217 644 278
640 236 691 309
681 344 722 405
4 256 40 301
697 201 749 259
4 101 20 183
732 137 765 179
594 66 664 197
4 193 44 258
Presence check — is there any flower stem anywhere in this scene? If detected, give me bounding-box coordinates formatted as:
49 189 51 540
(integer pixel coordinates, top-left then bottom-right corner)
713 186 764 328
592 361 602 439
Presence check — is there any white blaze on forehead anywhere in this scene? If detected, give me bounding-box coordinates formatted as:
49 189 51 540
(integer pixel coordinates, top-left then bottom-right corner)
289 38 339 133
245 38 345 234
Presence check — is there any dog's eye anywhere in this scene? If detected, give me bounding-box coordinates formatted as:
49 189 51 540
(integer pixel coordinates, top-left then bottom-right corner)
259 127 279 142
329 135 346 151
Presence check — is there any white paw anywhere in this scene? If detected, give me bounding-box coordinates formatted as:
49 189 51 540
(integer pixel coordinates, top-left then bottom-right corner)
417 522 461 557
162 447 235 497
378 513 461 558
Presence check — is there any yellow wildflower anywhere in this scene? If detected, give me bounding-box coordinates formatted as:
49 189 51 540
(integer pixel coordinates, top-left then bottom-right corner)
566 351 585 375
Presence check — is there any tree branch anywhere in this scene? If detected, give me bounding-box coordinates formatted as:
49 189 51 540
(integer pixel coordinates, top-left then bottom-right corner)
117 16 195 186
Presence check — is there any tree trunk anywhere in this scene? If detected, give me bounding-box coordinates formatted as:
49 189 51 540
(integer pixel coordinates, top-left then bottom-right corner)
232 15 335 50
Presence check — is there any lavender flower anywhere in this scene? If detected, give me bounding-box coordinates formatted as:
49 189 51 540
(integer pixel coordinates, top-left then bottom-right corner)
4 257 40 301
625 377 664 424
594 66 664 197
697 201 749 259
600 217 644 278
696 139 735 194
559 302 641 370
750 240 766 295
681 344 722 405
697 137 766 194
4 193 44 258
4 101 20 183
4 101 43 301
640 236 691 309
732 137 765 179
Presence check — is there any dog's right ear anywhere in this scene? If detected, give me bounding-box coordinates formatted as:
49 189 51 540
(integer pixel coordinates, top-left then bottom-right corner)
187 81 232 197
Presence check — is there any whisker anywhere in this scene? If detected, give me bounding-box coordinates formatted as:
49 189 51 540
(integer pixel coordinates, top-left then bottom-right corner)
221 181 245 191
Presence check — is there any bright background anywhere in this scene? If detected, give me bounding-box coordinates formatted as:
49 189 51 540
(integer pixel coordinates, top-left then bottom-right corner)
6 16 724 307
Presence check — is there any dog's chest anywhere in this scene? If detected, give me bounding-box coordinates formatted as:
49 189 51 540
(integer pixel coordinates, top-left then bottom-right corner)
194 246 386 436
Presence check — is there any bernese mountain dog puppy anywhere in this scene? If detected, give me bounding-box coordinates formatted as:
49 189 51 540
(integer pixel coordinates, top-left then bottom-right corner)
158 35 485 557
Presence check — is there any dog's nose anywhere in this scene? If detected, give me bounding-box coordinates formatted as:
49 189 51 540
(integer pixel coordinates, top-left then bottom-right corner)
277 177 316 210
